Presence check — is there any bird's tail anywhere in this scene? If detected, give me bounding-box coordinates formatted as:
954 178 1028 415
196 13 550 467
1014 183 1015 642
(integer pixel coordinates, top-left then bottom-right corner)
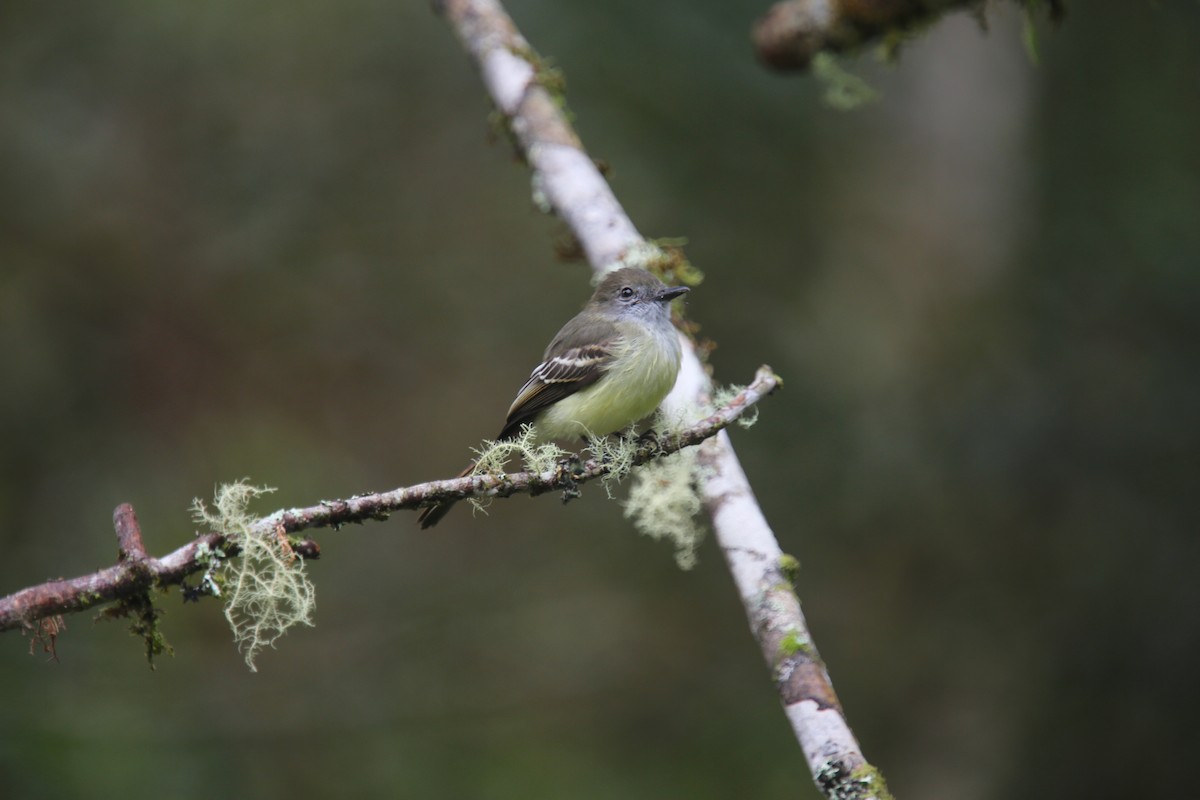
416 461 477 529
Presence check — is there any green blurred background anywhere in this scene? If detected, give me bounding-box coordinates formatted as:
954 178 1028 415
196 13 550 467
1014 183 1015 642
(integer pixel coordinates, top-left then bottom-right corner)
2 2 1197 798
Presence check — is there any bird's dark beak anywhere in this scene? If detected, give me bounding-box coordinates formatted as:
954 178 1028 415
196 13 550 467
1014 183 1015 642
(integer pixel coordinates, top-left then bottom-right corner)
657 285 690 303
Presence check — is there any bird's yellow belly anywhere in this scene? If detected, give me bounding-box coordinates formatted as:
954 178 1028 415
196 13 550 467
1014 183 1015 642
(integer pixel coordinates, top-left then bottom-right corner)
536 330 681 441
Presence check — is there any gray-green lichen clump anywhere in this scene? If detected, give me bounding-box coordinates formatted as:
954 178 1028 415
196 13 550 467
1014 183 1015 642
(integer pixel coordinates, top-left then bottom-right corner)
191 480 315 672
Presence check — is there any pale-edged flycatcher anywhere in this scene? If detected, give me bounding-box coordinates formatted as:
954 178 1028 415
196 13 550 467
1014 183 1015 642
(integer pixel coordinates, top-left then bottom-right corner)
418 267 690 528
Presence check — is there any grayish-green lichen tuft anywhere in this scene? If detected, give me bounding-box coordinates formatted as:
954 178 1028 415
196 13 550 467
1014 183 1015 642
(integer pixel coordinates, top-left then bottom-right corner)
812 53 879 111
467 425 569 516
622 409 707 569
585 431 640 499
624 448 704 569
191 480 315 672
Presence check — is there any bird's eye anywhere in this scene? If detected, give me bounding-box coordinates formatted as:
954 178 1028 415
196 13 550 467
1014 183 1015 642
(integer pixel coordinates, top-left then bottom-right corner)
619 286 635 299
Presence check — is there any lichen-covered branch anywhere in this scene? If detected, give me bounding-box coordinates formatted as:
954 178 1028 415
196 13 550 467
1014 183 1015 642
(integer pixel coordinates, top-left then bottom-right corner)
0 368 775 635
441 0 638 267
752 0 978 70
437 1 891 797
752 0 1064 71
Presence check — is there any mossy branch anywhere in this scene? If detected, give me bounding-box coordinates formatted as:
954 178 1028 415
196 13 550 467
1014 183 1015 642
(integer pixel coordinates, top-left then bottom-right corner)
752 0 1065 72
439 2 891 795
0 366 779 644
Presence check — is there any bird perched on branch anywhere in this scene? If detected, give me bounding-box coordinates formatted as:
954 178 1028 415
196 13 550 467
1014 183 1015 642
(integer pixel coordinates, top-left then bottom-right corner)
417 267 690 528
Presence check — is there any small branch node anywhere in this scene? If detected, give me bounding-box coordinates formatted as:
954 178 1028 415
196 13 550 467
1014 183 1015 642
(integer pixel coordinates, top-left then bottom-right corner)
113 503 148 563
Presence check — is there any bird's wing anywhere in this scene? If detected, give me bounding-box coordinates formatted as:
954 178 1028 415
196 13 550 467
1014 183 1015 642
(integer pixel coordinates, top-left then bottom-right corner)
498 342 613 440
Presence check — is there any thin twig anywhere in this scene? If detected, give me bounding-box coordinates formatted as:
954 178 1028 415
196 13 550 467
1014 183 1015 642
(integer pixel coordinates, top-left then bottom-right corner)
0 368 776 634
438 2 892 796
113 504 148 561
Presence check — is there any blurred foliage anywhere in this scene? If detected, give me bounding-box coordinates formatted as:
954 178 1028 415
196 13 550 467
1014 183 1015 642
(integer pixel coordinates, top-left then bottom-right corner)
1 1 1198 799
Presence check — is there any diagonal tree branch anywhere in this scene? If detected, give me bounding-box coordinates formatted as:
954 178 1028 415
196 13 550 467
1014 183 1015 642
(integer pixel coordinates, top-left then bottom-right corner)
0 368 777 634
438 1 892 797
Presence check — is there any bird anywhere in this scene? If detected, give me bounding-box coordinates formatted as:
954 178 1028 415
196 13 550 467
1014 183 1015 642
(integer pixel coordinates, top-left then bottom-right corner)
417 267 690 528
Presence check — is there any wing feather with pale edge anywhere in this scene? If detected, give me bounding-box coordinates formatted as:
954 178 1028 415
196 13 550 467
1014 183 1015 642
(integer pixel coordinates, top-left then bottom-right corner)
498 343 613 440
